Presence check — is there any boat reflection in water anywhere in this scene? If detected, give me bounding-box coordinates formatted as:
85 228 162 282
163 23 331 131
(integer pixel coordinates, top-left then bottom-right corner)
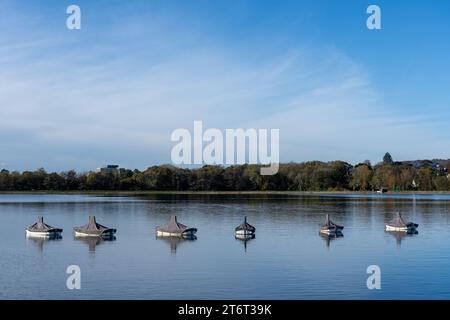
26 233 62 251
235 233 255 252
74 234 116 252
319 231 343 249
385 229 418 247
156 234 197 253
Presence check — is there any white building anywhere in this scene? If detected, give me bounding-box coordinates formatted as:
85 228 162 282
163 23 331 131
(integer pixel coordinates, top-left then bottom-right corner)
97 165 119 174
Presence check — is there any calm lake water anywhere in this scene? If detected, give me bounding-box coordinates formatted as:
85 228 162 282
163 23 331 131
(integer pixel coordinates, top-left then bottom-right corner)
1 193 450 300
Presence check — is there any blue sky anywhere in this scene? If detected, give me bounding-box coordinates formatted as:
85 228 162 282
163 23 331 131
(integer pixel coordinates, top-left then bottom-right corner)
0 0 449 171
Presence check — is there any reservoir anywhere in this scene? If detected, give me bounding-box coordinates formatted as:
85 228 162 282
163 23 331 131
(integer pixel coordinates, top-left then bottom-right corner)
1 193 450 299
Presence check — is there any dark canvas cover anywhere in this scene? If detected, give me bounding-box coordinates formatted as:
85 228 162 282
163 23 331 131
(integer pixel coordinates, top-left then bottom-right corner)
27 216 62 233
235 216 256 233
156 216 197 234
73 216 116 235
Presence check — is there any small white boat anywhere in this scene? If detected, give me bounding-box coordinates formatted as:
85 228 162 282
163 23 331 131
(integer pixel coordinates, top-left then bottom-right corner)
385 212 418 232
156 216 197 237
26 216 62 237
235 217 255 236
73 216 116 237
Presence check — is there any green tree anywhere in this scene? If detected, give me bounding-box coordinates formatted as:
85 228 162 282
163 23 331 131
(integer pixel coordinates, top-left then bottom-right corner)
371 164 394 190
383 152 393 165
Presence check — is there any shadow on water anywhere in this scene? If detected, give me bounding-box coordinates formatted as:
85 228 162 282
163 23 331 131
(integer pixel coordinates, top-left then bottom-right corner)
385 230 419 247
26 234 62 251
235 234 255 252
74 235 117 252
156 235 197 254
319 232 343 249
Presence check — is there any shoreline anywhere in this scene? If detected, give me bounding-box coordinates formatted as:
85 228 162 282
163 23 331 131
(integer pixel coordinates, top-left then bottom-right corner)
1 190 450 195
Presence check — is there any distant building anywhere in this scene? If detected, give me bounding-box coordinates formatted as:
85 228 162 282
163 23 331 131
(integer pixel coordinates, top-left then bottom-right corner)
376 187 388 194
97 165 119 174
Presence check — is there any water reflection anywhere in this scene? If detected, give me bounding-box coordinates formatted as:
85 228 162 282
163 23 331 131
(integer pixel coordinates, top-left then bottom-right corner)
26 234 62 251
156 235 197 253
235 233 255 252
385 230 419 247
74 235 116 252
319 232 343 249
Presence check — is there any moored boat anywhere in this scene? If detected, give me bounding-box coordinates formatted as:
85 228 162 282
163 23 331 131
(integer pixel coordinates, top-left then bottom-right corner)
235 216 255 236
26 216 63 237
385 212 418 232
156 215 197 237
73 216 117 237
319 214 344 235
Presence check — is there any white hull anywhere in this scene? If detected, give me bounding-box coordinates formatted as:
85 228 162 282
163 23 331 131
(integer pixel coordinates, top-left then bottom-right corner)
235 230 254 236
74 231 115 237
26 230 60 237
385 225 412 232
320 228 343 235
156 230 196 237
235 233 255 240
74 231 93 237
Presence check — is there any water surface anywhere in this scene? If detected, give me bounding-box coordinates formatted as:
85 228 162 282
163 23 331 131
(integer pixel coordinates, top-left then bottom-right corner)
1 193 450 299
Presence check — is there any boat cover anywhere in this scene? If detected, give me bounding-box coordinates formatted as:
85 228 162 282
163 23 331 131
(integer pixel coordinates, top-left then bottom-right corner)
73 216 116 235
235 216 256 233
27 216 62 233
321 214 344 230
387 212 418 228
156 216 197 234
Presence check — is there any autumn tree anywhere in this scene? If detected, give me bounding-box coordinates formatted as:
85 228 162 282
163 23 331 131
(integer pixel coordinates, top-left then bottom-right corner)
416 167 434 191
349 164 372 191
434 176 450 191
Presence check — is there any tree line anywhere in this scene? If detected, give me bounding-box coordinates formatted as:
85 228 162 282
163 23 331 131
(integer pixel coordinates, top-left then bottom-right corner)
1 153 449 192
